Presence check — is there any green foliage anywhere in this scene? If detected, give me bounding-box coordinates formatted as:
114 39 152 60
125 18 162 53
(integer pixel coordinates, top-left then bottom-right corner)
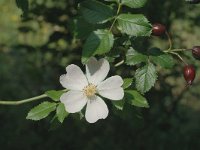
26 102 57 121
122 78 133 89
1 0 200 149
56 103 68 123
149 48 175 69
125 90 149 108
79 0 114 24
121 0 148 8
82 29 114 63
45 90 65 102
73 18 95 39
135 62 157 93
117 14 152 36
15 0 28 17
126 48 148 65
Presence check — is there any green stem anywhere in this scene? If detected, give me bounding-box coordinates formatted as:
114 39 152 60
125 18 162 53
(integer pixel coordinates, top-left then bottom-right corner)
114 60 124 67
165 31 173 51
164 48 187 53
109 3 122 32
0 89 68 106
0 94 47 106
168 51 188 65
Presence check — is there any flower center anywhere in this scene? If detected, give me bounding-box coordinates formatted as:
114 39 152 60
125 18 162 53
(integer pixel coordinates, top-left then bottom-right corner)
83 84 97 97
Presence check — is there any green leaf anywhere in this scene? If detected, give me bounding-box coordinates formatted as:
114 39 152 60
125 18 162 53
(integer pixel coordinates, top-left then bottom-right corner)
117 14 152 36
26 102 57 121
148 48 175 69
79 0 114 24
112 100 125 110
82 29 114 63
123 78 133 89
121 0 148 8
56 103 69 123
45 90 65 101
135 63 157 93
126 48 148 65
125 90 149 108
15 0 29 17
73 18 95 40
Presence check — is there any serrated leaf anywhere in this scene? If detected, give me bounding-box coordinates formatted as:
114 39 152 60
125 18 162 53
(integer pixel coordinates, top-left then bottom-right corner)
148 48 175 69
45 90 65 101
121 0 148 8
112 100 125 110
56 103 69 123
79 0 114 24
135 63 157 93
73 18 95 40
125 90 149 108
82 29 114 63
26 102 57 121
126 48 148 65
117 14 152 36
123 78 133 89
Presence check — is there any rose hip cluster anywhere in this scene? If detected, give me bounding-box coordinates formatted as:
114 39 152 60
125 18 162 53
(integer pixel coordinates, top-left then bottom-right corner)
152 24 199 86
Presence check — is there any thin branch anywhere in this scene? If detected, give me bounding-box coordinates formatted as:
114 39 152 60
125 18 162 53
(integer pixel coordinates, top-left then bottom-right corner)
165 31 173 51
0 89 68 106
114 60 124 67
109 3 121 32
0 94 46 105
164 48 187 53
169 51 188 65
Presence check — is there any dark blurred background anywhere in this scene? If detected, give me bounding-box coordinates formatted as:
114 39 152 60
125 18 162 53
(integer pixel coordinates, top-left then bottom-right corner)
0 0 200 149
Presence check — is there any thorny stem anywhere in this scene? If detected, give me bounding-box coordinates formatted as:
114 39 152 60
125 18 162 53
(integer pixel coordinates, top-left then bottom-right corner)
109 3 122 32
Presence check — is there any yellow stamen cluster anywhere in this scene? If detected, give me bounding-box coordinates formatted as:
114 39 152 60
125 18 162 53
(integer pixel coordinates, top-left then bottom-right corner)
83 84 97 97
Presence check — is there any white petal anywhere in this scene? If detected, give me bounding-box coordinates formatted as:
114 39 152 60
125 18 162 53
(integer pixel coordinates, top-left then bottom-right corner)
86 57 110 85
60 91 87 113
85 96 108 123
98 87 124 100
60 64 88 90
97 75 123 90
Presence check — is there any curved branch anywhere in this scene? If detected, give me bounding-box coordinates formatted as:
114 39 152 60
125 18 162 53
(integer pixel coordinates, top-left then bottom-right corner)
0 94 47 105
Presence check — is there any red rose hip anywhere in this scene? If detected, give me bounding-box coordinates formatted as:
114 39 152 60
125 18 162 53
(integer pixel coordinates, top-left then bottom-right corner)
152 23 166 36
192 46 200 60
183 65 196 85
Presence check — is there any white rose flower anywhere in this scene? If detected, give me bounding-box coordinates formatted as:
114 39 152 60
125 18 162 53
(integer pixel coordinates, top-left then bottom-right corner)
59 57 124 123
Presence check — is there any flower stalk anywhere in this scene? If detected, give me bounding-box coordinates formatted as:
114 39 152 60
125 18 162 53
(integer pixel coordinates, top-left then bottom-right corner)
168 51 188 65
0 89 68 106
165 31 173 51
0 94 46 106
